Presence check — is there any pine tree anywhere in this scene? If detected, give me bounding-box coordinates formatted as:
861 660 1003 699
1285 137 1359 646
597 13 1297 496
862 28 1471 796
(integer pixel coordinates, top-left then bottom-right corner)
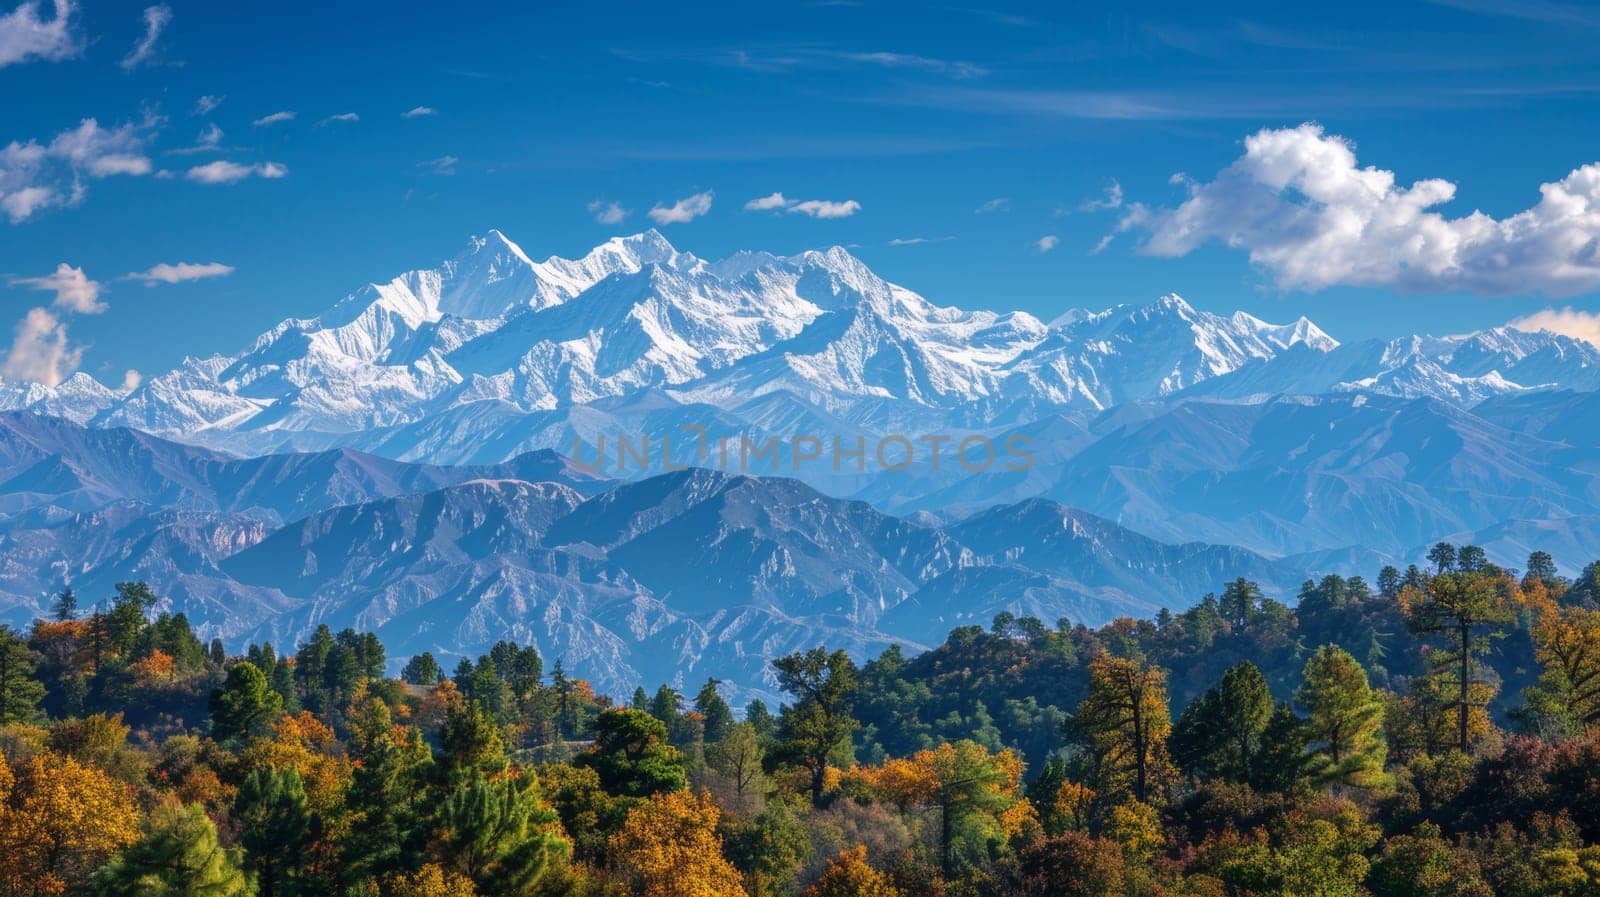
694 679 735 744
401 652 442 686
209 662 283 742
429 770 569 896
1171 660 1272 783
52 587 77 621
773 648 859 807
234 767 312 897
91 803 251 897
1402 571 1514 753
1075 653 1173 804
1296 645 1387 789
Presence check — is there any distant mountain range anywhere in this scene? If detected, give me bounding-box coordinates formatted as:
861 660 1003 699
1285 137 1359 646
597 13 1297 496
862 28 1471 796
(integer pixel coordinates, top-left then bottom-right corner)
1 230 1598 697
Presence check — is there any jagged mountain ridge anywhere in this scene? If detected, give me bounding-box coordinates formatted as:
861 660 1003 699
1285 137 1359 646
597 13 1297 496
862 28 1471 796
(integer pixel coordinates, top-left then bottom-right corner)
9 229 1591 467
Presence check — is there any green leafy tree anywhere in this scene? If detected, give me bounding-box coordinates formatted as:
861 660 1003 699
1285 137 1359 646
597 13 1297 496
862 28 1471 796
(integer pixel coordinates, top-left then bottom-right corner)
91 803 251 897
209 662 283 742
1296 645 1387 789
773 648 859 806
0 624 46 724
576 708 686 797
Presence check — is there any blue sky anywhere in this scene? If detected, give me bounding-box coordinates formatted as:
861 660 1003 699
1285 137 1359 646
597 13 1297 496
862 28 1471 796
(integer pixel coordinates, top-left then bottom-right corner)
4 0 1600 386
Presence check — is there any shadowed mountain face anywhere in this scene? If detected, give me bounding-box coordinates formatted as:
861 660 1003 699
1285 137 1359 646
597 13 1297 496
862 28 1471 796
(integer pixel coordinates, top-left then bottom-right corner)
0 417 1314 701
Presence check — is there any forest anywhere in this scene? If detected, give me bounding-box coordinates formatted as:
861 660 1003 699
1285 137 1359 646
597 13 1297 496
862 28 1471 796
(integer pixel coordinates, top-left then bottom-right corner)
1 543 1599 896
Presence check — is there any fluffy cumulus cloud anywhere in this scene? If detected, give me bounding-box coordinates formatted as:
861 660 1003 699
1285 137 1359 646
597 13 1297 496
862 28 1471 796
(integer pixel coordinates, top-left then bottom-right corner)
252 111 295 127
743 192 861 218
1510 307 1600 347
402 106 436 118
185 160 287 184
588 199 628 225
120 4 171 70
649 190 714 225
1 118 153 223
124 261 233 285
1035 235 1060 253
10 262 104 313
0 0 81 68
1120 123 1600 296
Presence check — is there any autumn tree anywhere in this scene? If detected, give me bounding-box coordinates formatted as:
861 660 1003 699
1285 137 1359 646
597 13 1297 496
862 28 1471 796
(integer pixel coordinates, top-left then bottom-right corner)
1402 571 1514 753
1005 831 1126 897
1296 645 1387 789
609 789 746 897
1525 605 1600 733
1075 653 1174 804
804 845 901 897
855 739 1023 876
773 648 859 807
90 803 251 897
0 752 140 897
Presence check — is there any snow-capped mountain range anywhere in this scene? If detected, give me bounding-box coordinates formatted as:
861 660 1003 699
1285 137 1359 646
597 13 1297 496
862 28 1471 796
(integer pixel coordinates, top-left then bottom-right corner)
5 229 1596 466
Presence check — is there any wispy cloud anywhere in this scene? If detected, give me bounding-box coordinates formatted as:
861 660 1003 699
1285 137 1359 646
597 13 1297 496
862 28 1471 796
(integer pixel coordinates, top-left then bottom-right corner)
889 235 956 246
1035 235 1060 253
422 155 457 175
648 190 714 225
402 106 437 119
318 112 359 126
123 261 233 285
0 0 81 68
1079 180 1123 211
827 50 987 79
9 262 104 313
743 192 861 218
1427 0 1600 29
193 94 224 115
1509 307 1600 346
252 111 295 127
185 160 287 184
1 118 153 223
166 123 223 155
588 199 628 225
1118 122 1600 296
975 197 1009 213
120 4 171 70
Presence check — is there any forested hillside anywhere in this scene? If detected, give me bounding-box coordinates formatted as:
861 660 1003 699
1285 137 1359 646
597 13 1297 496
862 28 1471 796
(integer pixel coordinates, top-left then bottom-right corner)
1 543 1598 896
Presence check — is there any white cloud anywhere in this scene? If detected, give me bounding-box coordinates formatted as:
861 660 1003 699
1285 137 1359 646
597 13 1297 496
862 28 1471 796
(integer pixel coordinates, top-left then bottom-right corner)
252 111 295 127
422 155 458 175
1 307 80 385
319 112 359 125
1509 307 1600 347
744 192 789 211
1080 180 1123 211
1035 235 1060 253
1124 122 1600 296
975 197 1009 213
124 261 233 285
743 192 861 218
588 199 628 225
789 198 861 219
120 4 171 70
119 369 140 391
889 235 955 246
402 106 437 118
165 122 224 155
0 0 81 68
1 118 153 223
185 160 287 184
10 262 104 313
193 94 224 115
649 189 714 224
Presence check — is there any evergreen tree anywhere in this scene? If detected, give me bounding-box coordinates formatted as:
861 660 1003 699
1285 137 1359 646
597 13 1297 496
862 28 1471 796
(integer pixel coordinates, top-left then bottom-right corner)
694 679 735 744
209 662 283 742
577 708 687 797
1403 571 1514 753
1296 645 1387 788
52 587 77 621
1171 660 1273 783
401 652 442 686
0 624 46 724
772 648 859 806
429 770 569 896
234 767 312 897
91 803 251 897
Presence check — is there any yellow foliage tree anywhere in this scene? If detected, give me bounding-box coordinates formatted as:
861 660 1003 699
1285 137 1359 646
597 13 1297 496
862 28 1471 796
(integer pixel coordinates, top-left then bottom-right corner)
1051 780 1096 833
1077 654 1175 804
802 846 901 897
386 863 480 897
0 752 140 897
1529 605 1600 732
241 710 354 815
609 789 746 897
